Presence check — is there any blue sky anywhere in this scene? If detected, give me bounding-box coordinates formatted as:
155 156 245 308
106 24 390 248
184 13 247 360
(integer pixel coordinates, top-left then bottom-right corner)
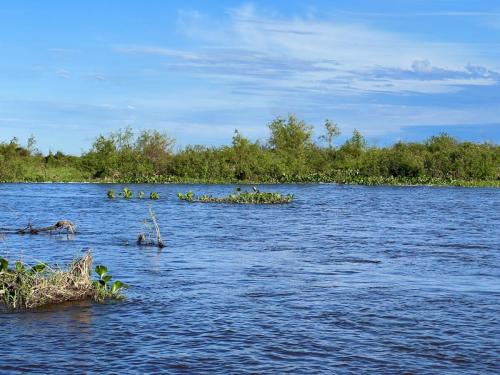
1 0 499 154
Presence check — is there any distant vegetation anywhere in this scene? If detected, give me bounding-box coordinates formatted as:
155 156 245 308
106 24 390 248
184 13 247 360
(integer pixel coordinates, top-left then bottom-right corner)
1 116 499 186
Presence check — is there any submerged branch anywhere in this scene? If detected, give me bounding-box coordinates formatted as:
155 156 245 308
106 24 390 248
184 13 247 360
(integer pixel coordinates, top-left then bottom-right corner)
13 220 76 235
137 207 164 248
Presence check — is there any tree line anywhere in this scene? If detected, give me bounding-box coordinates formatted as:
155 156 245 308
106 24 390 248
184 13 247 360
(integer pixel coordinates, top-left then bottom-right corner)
1 115 499 186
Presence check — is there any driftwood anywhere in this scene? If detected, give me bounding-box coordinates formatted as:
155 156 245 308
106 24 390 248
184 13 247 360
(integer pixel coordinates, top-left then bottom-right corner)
16 220 76 235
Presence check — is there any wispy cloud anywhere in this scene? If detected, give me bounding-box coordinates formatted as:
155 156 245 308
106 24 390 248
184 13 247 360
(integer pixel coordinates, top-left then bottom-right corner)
117 45 199 60
49 48 79 54
84 73 107 81
55 69 70 79
117 5 499 97
328 10 500 18
103 4 500 145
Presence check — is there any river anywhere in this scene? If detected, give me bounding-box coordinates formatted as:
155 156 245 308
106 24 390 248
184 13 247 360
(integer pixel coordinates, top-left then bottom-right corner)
0 184 499 374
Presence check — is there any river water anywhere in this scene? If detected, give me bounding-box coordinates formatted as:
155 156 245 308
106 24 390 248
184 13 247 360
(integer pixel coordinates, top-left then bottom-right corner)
0 184 499 374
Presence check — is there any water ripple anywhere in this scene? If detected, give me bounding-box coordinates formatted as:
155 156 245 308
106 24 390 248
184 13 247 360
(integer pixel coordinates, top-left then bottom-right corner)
0 183 499 374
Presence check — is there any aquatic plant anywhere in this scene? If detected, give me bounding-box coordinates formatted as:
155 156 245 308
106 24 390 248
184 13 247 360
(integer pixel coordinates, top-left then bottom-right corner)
106 190 161 200
177 191 194 202
0 251 127 310
177 188 293 204
122 187 133 199
93 265 127 294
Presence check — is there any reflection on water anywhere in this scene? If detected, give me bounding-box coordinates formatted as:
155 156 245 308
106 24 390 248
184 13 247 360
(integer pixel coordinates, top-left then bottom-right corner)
0 183 499 374
35 300 93 329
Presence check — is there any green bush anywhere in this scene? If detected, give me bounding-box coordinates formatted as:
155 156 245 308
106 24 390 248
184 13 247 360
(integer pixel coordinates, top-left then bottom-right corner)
0 120 498 186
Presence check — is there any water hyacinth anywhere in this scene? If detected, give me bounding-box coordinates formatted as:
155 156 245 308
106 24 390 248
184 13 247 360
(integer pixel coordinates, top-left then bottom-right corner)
106 189 159 199
177 188 293 204
122 187 133 199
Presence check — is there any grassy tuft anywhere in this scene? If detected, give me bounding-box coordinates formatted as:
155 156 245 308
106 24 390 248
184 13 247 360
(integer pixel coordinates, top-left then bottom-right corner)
0 251 126 310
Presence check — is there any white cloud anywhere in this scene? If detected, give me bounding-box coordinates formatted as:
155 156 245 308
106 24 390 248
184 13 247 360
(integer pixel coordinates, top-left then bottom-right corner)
104 5 500 145
84 73 107 81
116 46 199 60
118 5 499 97
55 69 70 79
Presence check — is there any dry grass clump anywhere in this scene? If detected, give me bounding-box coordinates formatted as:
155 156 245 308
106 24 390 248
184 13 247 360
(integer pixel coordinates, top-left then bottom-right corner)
0 251 125 310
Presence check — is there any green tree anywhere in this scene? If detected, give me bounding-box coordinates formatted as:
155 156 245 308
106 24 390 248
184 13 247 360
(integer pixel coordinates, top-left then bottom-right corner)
268 114 313 176
319 119 341 149
135 130 175 175
340 129 367 159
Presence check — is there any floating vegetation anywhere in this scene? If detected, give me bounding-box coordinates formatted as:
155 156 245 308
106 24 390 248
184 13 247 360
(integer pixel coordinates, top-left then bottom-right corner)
137 207 164 248
106 189 159 200
122 187 133 199
0 251 127 310
177 188 294 204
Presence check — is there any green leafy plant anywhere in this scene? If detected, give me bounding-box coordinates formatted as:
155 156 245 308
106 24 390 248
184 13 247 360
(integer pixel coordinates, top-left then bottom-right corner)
122 187 133 199
93 264 127 296
177 191 194 202
177 188 293 204
15 261 24 272
150 192 159 200
0 257 8 272
30 263 46 273
1 118 499 187
107 190 115 199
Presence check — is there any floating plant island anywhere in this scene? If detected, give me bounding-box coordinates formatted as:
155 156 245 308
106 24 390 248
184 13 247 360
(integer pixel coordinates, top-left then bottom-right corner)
177 189 294 204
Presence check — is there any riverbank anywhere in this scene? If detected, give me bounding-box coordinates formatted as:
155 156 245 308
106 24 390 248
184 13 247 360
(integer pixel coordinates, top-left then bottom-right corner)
1 174 499 187
2 119 499 187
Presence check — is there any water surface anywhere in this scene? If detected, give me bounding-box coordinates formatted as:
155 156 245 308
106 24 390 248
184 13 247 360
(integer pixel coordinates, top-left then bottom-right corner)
0 184 499 374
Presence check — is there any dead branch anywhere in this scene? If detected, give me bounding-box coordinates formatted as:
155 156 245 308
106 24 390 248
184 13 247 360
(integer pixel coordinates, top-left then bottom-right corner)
137 208 164 248
16 220 76 235
149 207 164 248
